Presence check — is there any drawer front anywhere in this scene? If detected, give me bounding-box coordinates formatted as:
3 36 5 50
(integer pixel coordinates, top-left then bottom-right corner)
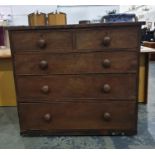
76 27 139 50
19 101 136 131
16 74 137 101
10 30 72 51
14 52 138 75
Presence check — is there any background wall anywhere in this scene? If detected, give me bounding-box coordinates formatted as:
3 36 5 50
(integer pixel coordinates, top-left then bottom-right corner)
1 5 155 29
57 5 119 24
120 5 155 30
0 5 57 25
0 5 119 25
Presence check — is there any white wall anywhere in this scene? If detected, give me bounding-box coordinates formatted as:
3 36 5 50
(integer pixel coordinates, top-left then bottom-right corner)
120 5 155 30
119 5 132 13
58 5 119 24
0 5 57 25
0 5 119 25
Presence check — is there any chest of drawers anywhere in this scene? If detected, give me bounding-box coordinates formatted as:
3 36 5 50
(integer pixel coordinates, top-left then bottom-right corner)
9 22 143 136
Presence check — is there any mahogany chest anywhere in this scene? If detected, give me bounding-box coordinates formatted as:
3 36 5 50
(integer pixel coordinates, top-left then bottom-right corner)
9 23 142 136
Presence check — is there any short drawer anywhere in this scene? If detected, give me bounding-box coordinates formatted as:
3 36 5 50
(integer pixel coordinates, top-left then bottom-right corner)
76 27 139 50
10 30 72 52
19 101 136 133
16 74 137 101
14 52 138 75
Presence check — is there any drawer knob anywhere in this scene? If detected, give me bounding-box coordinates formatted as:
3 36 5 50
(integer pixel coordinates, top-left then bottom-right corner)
102 59 111 68
103 36 111 47
101 84 111 93
41 85 50 94
37 39 46 48
104 112 111 121
44 113 52 122
39 60 48 70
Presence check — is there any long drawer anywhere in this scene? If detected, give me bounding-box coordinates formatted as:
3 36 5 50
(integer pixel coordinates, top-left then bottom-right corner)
19 101 136 133
16 74 137 101
14 52 138 75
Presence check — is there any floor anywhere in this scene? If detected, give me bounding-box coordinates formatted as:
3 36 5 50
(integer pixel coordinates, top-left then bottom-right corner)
1 63 155 149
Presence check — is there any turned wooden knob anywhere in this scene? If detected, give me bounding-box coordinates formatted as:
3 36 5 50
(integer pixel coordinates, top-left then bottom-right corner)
103 112 111 121
102 59 111 68
43 113 52 122
39 60 48 70
103 36 111 47
41 85 49 94
101 84 111 93
37 38 46 48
